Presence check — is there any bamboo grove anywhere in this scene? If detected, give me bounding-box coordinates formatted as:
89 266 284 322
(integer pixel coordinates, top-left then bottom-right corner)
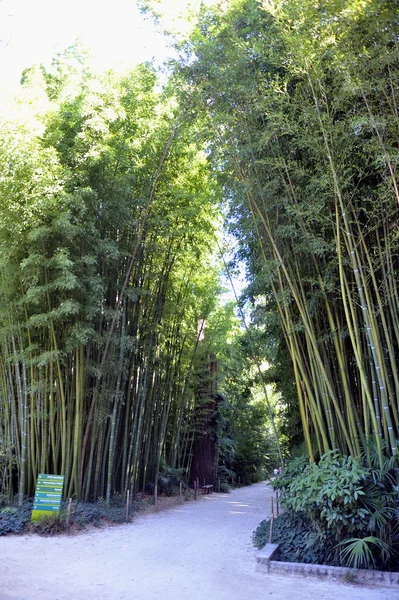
2 0 398 505
177 0 399 466
0 55 228 502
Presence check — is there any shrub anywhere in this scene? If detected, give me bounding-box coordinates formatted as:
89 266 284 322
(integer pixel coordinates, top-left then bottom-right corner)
66 501 130 527
253 511 339 565
337 537 391 569
0 495 137 536
157 462 186 496
216 465 234 491
0 503 32 535
219 481 231 493
269 450 399 570
272 451 369 540
31 513 68 535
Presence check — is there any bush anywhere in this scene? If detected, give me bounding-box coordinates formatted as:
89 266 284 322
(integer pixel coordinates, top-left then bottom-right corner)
216 465 234 492
219 481 231 493
65 500 132 528
253 511 339 565
0 503 32 535
269 450 399 570
157 462 186 496
31 513 68 535
0 495 139 536
272 452 369 540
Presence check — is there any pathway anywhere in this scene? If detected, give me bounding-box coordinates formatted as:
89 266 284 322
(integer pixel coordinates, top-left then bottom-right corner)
0 482 396 600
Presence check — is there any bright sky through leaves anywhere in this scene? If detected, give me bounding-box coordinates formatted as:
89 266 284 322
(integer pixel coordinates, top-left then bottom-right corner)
0 0 219 89
0 0 170 89
0 0 244 301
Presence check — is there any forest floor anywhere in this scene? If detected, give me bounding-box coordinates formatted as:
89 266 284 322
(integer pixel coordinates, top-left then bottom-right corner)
0 481 396 600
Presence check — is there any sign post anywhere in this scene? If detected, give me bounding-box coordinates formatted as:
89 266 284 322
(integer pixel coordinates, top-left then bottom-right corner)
31 474 64 522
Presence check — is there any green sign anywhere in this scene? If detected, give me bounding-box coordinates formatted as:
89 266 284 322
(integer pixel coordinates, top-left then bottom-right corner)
31 474 64 522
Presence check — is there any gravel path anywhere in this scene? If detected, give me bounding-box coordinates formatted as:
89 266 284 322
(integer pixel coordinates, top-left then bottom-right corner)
0 481 396 600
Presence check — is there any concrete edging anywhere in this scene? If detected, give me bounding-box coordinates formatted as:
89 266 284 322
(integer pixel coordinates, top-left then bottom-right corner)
256 543 399 588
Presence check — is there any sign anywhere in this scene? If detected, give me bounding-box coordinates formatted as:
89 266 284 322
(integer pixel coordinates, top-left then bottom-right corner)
31 474 64 522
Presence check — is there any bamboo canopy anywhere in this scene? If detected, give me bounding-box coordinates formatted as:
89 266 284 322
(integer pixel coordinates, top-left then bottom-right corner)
179 0 399 466
0 61 225 502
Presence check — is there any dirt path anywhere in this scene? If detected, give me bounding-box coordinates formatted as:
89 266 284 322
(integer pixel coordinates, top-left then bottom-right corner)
0 482 396 600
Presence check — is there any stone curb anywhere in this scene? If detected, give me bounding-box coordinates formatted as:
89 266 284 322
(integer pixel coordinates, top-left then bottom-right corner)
256 543 399 588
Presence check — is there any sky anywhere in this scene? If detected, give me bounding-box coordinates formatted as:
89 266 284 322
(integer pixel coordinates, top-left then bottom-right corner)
0 0 219 89
0 0 172 89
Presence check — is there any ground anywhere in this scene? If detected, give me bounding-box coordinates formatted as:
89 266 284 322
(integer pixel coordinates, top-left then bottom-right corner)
0 481 397 600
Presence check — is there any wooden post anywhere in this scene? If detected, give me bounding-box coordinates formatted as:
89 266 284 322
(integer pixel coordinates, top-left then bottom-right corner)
154 482 158 508
269 497 274 543
203 478 206 487
238 476 241 487
218 477 221 492
276 491 279 517
269 513 274 544
197 477 199 492
66 498 72 527
179 482 182 504
194 480 197 500
126 489 130 522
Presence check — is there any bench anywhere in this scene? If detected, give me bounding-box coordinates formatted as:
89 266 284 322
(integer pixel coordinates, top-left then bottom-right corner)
202 484 213 495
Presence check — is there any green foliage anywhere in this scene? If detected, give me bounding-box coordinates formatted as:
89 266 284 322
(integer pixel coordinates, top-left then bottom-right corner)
253 511 339 565
337 537 391 570
185 302 277 488
271 451 399 569
218 480 232 493
271 455 309 486
231 399 275 484
0 504 32 535
273 452 369 539
0 497 139 536
214 328 281 484
0 47 229 504
4 0 399 520
157 461 186 496
31 514 68 535
173 0 399 466
66 500 131 528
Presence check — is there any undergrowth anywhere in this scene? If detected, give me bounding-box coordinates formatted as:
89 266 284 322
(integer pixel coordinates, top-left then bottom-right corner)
0 503 32 535
258 449 399 571
253 511 339 566
0 495 146 536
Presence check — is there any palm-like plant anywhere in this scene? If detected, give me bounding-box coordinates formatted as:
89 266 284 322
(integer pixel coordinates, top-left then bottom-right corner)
337 537 390 570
